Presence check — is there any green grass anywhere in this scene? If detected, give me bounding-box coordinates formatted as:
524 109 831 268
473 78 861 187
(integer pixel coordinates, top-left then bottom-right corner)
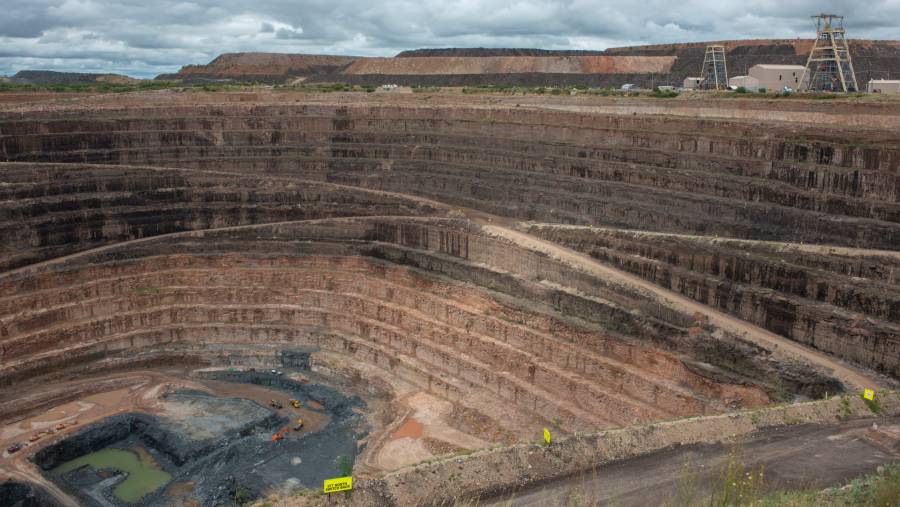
337 455 353 476
861 394 883 414
0 80 184 93
652 88 680 98
664 447 900 507
758 464 900 506
411 85 441 93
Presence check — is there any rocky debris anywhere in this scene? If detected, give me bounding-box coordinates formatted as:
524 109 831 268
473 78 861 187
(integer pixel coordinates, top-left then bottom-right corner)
0 481 63 507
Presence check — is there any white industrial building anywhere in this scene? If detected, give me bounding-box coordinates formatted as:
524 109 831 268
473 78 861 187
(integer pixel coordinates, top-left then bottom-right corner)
867 80 900 94
749 64 808 91
728 75 760 91
682 77 702 89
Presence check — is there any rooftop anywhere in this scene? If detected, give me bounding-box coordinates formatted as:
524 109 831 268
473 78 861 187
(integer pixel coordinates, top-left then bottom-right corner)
752 64 807 70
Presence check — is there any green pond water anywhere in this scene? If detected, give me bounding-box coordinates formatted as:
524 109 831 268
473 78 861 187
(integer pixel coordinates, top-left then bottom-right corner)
51 447 171 503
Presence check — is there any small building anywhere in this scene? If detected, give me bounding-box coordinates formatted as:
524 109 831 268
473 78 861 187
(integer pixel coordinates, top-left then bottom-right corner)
749 64 807 91
728 75 760 91
867 80 900 94
683 77 702 89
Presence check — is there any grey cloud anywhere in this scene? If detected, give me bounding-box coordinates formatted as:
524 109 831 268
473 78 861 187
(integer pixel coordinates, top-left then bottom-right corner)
275 27 305 39
0 0 897 78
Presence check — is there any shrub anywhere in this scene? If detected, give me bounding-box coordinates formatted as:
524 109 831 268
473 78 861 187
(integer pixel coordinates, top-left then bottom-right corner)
651 88 679 98
873 465 900 506
337 455 353 476
861 394 882 414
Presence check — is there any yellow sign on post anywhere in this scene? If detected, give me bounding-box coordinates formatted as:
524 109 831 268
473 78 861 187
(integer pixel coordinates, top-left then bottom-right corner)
323 476 353 493
543 428 552 445
863 389 875 401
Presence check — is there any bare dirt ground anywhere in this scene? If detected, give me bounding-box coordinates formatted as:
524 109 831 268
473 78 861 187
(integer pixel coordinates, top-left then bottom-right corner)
484 415 900 506
371 392 489 471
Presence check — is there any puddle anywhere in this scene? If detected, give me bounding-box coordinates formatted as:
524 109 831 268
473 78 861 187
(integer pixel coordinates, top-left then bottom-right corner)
391 418 424 440
51 446 171 503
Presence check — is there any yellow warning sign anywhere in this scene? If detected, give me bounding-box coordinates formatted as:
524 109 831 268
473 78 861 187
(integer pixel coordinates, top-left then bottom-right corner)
323 476 353 493
543 428 552 445
863 389 875 401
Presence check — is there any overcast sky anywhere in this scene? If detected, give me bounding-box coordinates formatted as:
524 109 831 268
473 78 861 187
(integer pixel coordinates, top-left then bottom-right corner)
1 0 897 78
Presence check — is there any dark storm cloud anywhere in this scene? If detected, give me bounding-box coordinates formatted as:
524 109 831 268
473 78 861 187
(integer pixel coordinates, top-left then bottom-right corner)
0 0 897 78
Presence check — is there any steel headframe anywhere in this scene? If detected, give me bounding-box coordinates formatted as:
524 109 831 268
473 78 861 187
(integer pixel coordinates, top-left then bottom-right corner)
801 13 859 93
700 45 729 91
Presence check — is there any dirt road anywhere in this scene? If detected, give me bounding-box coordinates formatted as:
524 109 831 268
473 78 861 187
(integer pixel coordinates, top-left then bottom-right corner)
484 415 900 506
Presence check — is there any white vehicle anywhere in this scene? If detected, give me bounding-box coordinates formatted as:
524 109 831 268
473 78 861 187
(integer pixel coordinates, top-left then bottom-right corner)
621 83 637 91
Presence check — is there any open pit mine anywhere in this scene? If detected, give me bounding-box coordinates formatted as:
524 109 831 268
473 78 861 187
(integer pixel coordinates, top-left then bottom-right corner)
0 89 898 507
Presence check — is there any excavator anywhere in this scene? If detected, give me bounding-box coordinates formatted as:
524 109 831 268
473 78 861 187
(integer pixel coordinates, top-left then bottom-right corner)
271 426 291 442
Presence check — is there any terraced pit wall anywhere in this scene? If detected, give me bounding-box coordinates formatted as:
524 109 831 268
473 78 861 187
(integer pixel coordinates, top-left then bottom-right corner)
1 97 897 380
4 215 818 438
525 226 900 378
2 102 898 249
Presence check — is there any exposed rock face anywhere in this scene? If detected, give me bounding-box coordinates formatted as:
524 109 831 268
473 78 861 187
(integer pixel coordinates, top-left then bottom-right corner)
1 89 896 506
342 55 676 75
0 93 897 384
2 100 898 249
0 164 441 271
0 216 782 433
526 225 900 377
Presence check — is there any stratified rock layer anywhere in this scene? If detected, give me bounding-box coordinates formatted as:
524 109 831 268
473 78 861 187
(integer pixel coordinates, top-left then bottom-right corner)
0 92 896 442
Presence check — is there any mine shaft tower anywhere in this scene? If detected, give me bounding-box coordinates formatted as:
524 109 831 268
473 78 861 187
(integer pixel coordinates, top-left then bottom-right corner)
802 14 859 92
699 45 728 90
